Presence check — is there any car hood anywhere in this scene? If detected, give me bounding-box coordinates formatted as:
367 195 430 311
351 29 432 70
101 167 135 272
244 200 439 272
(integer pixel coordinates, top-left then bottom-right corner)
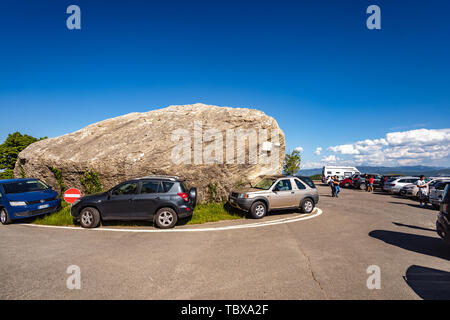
79 192 108 202
231 187 271 194
6 189 58 202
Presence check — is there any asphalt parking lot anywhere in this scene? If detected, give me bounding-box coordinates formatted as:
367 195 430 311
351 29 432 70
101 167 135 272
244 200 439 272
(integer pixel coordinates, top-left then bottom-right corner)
1 185 449 300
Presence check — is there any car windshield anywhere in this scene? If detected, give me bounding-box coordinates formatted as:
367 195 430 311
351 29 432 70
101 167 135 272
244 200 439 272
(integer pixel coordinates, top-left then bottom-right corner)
2 180 50 194
251 178 276 190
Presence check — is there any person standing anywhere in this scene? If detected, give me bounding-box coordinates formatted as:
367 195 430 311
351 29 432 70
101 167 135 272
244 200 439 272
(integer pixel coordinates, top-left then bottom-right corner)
416 175 428 207
333 176 341 198
364 174 369 192
327 176 335 197
368 175 374 192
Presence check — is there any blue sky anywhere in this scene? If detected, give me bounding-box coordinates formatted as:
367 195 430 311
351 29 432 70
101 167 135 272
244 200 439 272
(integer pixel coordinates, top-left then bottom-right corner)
0 0 449 168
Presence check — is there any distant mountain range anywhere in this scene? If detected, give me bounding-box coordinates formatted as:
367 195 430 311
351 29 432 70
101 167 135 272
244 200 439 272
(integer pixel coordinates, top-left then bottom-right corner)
297 165 450 177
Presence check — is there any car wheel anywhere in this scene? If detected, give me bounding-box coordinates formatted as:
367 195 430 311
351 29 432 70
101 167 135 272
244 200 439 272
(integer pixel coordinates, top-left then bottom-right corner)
0 208 11 225
250 201 266 219
79 207 101 228
155 207 178 229
300 198 315 213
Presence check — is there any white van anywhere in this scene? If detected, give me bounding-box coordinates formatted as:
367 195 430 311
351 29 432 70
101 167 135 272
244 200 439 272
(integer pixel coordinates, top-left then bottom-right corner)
322 166 360 182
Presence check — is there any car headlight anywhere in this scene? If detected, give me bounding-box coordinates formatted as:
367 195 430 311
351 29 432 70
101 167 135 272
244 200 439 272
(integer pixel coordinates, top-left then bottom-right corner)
9 201 27 206
72 199 81 206
238 194 249 199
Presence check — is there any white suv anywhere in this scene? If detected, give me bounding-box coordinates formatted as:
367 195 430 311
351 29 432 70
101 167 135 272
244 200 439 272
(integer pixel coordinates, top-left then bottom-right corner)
384 176 420 194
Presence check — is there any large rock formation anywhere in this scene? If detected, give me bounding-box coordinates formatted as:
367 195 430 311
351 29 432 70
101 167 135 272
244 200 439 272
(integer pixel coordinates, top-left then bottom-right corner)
15 103 285 202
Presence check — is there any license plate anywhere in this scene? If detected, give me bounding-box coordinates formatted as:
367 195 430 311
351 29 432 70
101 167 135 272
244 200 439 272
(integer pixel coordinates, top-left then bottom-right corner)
38 204 49 209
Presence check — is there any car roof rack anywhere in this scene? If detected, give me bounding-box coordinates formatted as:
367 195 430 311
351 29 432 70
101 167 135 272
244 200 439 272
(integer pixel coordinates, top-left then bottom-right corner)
139 175 180 181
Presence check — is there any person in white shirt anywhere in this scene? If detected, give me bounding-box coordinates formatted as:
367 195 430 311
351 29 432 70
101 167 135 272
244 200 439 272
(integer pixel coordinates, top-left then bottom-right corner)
416 175 428 207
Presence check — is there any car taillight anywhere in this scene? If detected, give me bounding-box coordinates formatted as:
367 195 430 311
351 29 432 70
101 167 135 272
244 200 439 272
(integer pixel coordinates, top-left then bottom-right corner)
444 203 449 215
391 184 396 186
355 177 360 181
177 192 189 202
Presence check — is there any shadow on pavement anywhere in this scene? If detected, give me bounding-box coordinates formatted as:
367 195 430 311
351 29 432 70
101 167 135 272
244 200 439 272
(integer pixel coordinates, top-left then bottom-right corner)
404 265 450 300
369 230 450 260
388 201 436 210
393 222 436 232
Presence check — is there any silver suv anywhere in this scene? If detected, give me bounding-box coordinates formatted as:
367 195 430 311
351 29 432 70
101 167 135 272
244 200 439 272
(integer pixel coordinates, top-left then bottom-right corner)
228 175 319 219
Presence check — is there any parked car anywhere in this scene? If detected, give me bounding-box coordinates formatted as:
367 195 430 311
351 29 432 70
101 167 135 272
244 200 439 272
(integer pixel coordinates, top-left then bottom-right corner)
429 180 450 209
400 177 449 199
383 176 419 194
436 184 450 245
399 177 432 198
71 176 197 229
0 178 61 225
340 176 354 188
352 173 382 190
228 175 319 219
380 174 403 191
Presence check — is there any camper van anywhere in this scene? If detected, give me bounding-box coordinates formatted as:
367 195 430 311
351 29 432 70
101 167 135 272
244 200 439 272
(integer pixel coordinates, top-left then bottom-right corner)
321 166 360 183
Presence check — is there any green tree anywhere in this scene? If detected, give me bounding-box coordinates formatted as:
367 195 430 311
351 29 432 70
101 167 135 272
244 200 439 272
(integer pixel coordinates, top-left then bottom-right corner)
0 132 46 179
283 149 301 175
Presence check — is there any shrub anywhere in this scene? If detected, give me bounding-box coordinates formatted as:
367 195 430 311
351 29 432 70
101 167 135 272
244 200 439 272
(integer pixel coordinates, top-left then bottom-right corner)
80 170 102 194
50 167 66 193
207 182 218 203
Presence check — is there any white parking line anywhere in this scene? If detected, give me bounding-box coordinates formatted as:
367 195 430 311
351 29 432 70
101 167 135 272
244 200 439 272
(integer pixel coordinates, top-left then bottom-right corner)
19 208 323 233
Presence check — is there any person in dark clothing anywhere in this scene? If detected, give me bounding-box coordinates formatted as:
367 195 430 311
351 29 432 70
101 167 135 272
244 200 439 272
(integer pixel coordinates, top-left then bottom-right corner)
364 174 369 192
327 175 336 197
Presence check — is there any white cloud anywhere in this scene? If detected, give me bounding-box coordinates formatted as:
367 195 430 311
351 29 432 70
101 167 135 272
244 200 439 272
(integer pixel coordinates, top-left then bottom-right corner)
301 161 324 169
322 155 339 163
325 128 450 166
386 128 450 146
314 147 322 155
328 144 360 155
295 146 304 152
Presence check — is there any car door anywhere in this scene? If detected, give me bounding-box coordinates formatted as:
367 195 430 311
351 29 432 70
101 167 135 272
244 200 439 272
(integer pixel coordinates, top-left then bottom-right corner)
133 180 161 219
429 182 439 200
293 178 309 205
102 181 139 220
436 183 449 203
269 179 296 209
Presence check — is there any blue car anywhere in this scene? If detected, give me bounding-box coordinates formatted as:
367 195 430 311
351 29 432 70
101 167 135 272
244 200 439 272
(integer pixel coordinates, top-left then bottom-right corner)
0 178 61 224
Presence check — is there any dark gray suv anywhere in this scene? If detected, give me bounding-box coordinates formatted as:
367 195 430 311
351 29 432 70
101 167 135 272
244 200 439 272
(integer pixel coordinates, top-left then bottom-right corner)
71 176 197 229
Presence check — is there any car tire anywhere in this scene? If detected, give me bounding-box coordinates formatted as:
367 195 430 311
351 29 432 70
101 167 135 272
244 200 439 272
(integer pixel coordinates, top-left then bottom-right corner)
250 201 266 219
0 208 11 225
300 198 315 213
79 207 101 228
155 207 178 229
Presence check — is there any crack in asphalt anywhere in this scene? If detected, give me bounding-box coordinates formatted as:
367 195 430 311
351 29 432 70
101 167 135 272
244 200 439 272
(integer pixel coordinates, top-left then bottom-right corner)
287 224 329 299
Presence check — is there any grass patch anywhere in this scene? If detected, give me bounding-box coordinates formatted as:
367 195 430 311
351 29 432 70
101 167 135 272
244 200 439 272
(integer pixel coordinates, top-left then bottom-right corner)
33 202 75 226
31 202 246 227
186 202 245 225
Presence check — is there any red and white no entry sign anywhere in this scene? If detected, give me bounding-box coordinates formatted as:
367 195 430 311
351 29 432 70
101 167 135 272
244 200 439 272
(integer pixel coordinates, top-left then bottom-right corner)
63 188 81 204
